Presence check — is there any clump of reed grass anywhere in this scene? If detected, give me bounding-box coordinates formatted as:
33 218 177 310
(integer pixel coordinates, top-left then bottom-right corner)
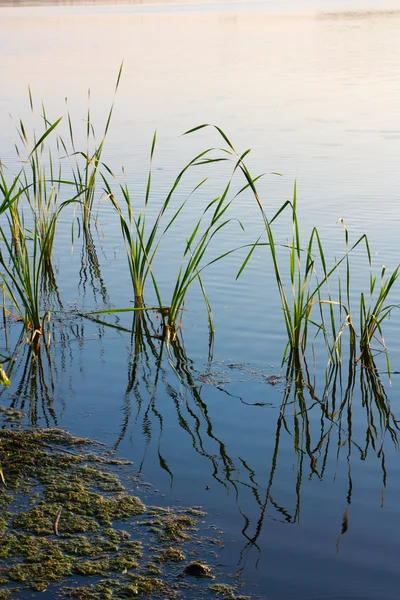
185 125 400 370
358 264 399 369
58 63 124 233
97 133 242 338
0 215 55 343
0 111 63 220
162 182 236 337
320 222 400 371
0 113 80 343
185 126 343 361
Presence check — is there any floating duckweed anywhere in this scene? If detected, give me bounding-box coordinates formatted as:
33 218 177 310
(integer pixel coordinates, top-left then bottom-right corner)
0 428 224 598
7 545 73 591
93 494 146 526
144 508 197 542
0 517 8 536
12 507 56 535
13 504 99 535
0 532 41 560
120 582 139 596
119 539 143 558
127 574 165 595
109 553 138 572
60 535 103 557
66 579 120 599
101 527 127 551
146 561 162 575
73 557 110 576
161 547 186 562
3 407 24 422
161 514 197 541
68 575 165 599
209 583 238 598
185 507 206 517
76 466 125 492
137 518 164 528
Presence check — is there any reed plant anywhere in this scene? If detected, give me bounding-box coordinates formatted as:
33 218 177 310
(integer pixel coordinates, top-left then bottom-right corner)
0 170 29 224
358 264 400 369
99 131 188 308
320 223 400 370
0 113 63 220
185 125 400 369
0 186 80 344
248 179 400 367
163 181 236 337
59 63 123 232
0 215 56 343
0 363 10 387
0 115 69 341
97 134 241 337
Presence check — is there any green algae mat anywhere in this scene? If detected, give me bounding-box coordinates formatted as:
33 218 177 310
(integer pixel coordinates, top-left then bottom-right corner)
0 426 245 599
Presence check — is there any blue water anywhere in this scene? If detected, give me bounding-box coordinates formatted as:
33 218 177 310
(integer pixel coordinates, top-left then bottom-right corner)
1 1 400 598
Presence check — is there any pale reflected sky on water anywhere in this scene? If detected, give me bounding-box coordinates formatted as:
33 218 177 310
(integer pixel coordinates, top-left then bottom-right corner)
1 0 400 259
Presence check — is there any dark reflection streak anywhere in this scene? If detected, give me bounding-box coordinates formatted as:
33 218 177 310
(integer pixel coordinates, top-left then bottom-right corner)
13 341 32 411
79 226 109 308
320 433 330 480
175 388 229 490
213 383 269 407
12 341 57 427
39 345 57 426
346 458 353 506
380 450 387 497
238 458 263 506
161 379 227 490
235 349 400 564
268 495 293 524
115 313 159 451
238 414 284 570
150 399 174 486
1 316 96 426
137 436 151 476
336 507 349 553
116 315 261 515
188 393 238 484
289 356 321 479
167 340 245 490
175 390 216 463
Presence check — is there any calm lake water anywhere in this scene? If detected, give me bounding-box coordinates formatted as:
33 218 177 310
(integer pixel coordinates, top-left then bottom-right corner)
1 1 400 598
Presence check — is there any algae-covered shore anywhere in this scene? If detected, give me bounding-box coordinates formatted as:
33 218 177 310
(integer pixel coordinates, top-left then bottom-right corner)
0 421 245 599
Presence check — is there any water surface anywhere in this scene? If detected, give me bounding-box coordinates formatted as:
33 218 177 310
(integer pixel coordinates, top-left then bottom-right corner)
1 1 400 598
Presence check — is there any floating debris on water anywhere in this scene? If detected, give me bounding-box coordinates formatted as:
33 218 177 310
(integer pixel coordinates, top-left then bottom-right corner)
0 427 240 598
184 561 213 577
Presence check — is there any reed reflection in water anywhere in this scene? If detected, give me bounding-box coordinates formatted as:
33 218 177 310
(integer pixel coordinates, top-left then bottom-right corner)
1 297 399 575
